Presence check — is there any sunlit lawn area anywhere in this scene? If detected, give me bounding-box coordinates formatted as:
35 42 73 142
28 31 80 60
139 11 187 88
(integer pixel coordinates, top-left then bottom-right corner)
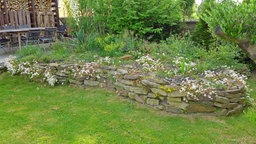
0 73 256 144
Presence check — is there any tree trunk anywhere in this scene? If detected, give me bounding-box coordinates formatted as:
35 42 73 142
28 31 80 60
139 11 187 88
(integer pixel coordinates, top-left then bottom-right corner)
215 26 256 64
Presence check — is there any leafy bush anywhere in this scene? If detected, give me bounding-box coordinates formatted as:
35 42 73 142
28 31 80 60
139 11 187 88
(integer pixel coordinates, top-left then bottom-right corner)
106 0 182 39
64 0 182 41
151 35 247 74
153 35 206 61
202 0 256 44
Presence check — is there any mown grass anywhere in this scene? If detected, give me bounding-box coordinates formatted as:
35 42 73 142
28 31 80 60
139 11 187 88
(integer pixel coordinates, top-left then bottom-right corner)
0 73 256 144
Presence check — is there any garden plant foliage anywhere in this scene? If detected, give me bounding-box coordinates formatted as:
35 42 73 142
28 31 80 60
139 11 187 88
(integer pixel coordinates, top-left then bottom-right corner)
202 0 256 44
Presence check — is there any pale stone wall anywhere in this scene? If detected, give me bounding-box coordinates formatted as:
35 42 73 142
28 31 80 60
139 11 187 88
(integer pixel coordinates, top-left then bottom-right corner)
0 62 247 116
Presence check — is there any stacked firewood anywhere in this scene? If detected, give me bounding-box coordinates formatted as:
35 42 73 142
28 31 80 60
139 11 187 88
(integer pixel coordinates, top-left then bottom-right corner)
34 0 51 12
6 0 29 11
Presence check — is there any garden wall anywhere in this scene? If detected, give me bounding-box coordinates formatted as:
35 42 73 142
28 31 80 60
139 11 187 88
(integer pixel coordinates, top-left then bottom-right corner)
1 62 246 116
0 62 6 73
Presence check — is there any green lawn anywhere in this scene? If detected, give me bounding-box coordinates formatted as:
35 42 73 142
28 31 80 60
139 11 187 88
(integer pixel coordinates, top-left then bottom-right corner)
0 73 256 144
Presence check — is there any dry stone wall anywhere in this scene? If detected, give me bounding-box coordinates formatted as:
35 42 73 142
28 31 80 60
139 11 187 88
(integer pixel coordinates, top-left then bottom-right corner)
0 62 6 74
0 62 247 116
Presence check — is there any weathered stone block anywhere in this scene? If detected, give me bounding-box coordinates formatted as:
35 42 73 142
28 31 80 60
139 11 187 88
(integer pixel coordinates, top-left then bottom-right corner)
141 79 160 88
216 109 228 116
99 83 107 88
146 78 168 85
120 55 133 60
117 69 128 75
226 103 239 109
167 97 182 103
114 82 126 88
101 66 117 71
56 72 68 77
69 79 83 85
215 96 229 104
117 90 128 97
167 102 189 110
165 106 183 114
128 92 136 99
134 95 146 104
186 103 216 113
0 63 7 73
230 97 245 103
146 98 159 106
147 93 155 98
124 74 142 80
154 105 164 110
227 105 243 116
84 80 100 87
223 89 242 94
125 86 148 95
151 88 167 96
119 79 134 86
214 102 227 108
49 63 59 67
226 93 242 99
168 91 186 98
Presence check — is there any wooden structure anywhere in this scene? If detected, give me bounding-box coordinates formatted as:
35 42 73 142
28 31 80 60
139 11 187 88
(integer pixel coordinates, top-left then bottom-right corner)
0 0 60 28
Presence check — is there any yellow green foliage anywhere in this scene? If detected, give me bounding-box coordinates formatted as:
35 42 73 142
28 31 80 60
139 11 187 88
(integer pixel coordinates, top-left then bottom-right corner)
159 85 175 93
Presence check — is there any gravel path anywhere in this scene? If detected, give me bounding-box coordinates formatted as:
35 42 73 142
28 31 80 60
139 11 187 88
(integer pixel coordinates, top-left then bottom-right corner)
0 54 11 63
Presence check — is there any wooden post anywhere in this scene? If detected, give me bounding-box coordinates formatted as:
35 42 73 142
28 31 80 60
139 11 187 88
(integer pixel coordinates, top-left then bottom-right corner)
28 0 36 27
53 0 60 28
3 0 8 25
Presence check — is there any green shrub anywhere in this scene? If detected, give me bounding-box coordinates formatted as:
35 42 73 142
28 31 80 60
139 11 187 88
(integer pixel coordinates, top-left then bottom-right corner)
106 0 182 40
196 43 246 72
153 35 206 61
151 35 247 74
202 0 256 44
191 19 214 50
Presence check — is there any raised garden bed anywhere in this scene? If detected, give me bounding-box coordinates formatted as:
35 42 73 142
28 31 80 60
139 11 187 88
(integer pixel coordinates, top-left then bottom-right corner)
1 56 251 116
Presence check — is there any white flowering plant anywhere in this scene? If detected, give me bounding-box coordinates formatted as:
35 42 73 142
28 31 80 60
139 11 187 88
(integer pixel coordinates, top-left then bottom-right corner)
72 62 98 79
96 57 114 65
180 66 249 102
4 56 100 86
136 55 165 72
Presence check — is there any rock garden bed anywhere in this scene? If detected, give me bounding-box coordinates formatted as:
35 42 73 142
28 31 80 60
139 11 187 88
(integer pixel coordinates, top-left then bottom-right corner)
1 55 251 116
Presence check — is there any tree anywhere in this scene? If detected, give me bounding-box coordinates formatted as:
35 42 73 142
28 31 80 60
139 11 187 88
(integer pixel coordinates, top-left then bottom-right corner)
202 0 256 63
178 0 195 20
191 0 215 50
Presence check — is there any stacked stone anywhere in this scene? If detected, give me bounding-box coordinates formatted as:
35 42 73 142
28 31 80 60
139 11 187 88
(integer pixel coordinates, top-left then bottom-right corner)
214 88 246 116
0 62 247 116
0 62 7 74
